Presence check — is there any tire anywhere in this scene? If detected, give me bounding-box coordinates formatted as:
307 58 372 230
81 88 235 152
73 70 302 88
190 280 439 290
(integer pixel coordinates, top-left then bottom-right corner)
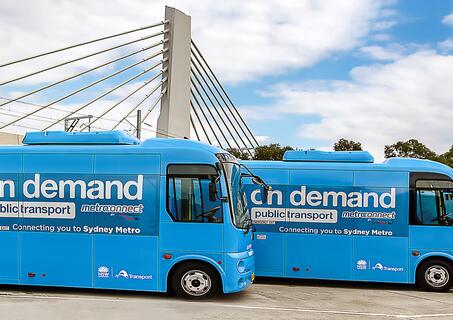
171 262 220 299
417 259 453 292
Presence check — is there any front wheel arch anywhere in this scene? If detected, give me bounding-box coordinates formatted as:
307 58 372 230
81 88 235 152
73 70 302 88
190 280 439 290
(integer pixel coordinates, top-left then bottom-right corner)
416 257 453 292
167 259 223 297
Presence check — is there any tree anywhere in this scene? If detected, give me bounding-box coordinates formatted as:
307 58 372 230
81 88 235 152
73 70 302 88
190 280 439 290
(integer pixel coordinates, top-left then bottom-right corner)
438 145 453 168
226 148 251 160
253 143 294 161
384 139 452 168
333 138 363 151
384 139 437 160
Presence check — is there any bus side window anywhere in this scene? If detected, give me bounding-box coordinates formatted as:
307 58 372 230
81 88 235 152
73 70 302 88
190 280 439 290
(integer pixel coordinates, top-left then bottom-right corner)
166 164 223 223
414 179 453 226
442 191 453 219
416 190 439 225
168 177 203 222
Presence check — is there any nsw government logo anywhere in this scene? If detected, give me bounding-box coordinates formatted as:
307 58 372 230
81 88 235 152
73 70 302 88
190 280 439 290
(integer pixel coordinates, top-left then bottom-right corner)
356 260 368 270
97 266 110 278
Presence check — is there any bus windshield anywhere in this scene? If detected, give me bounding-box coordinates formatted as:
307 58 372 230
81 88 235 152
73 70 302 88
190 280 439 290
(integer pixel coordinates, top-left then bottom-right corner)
216 154 251 229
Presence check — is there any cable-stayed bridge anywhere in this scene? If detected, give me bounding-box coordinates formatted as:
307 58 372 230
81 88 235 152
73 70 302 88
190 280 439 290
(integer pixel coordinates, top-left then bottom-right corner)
0 6 258 155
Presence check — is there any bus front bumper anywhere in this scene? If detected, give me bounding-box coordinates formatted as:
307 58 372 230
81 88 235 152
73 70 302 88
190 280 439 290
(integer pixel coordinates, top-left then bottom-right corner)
223 250 255 294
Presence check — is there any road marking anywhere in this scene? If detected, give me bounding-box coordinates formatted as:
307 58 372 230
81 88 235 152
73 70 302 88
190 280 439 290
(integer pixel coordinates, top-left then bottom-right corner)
204 303 453 319
1 292 453 319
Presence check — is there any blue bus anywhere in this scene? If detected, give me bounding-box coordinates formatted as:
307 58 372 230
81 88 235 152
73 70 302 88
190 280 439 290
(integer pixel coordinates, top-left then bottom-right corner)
0 131 254 299
241 150 453 292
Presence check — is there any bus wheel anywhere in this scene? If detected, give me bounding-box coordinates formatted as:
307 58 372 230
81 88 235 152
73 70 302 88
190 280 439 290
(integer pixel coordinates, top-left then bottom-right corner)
417 259 453 292
171 262 219 299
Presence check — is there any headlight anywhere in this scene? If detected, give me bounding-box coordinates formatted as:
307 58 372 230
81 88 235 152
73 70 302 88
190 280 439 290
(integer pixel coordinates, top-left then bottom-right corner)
237 260 246 273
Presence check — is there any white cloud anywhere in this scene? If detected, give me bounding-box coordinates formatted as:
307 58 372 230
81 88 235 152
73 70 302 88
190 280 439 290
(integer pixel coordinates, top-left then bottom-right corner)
0 0 395 85
442 13 453 26
438 38 453 52
256 135 271 143
360 44 404 61
360 43 431 61
371 33 392 42
259 51 453 161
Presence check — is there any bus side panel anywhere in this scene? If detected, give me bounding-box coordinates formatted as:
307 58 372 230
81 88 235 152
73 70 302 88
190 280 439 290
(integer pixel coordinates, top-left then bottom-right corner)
94 235 158 290
93 154 161 291
0 155 21 282
353 236 409 283
20 232 92 287
20 153 95 287
247 168 289 277
409 226 453 283
285 170 354 280
285 234 353 280
352 171 409 283
0 232 19 283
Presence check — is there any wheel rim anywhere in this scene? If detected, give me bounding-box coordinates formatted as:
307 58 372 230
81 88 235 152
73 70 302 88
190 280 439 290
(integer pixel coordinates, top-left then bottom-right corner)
425 265 450 288
181 270 211 296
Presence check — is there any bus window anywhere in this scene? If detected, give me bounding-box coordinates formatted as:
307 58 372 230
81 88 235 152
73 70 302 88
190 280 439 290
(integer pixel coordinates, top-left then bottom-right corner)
167 165 222 223
442 191 453 221
416 190 439 225
414 180 453 226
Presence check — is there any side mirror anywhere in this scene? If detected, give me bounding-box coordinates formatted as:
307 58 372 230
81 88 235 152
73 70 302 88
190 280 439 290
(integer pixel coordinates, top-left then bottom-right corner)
252 176 271 203
209 181 217 201
252 176 265 186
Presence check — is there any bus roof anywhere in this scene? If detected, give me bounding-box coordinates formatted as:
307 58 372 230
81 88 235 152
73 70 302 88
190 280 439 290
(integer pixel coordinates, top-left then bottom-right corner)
0 131 226 164
242 151 453 179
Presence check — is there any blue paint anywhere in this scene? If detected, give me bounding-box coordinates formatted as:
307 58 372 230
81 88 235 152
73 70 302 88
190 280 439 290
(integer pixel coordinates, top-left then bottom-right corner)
242 151 453 285
0 131 254 295
284 150 374 163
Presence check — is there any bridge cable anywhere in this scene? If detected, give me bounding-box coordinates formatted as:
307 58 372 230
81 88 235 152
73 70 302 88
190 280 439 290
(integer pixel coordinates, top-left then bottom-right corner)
0 50 167 130
190 78 231 149
0 21 168 68
190 87 223 148
190 100 212 144
191 67 241 150
139 86 167 127
0 32 168 88
80 71 166 131
0 40 168 109
191 40 259 147
42 57 167 131
190 56 253 157
190 116 200 141
111 73 167 130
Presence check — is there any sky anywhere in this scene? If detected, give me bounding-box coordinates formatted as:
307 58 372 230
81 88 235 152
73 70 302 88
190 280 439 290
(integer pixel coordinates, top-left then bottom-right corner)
0 0 452 161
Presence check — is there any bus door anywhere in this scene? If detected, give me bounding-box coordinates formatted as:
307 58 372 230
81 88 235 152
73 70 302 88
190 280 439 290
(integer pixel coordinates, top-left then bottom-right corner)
409 176 453 280
0 154 20 282
160 164 224 254
285 169 354 280
246 168 289 277
352 171 409 283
